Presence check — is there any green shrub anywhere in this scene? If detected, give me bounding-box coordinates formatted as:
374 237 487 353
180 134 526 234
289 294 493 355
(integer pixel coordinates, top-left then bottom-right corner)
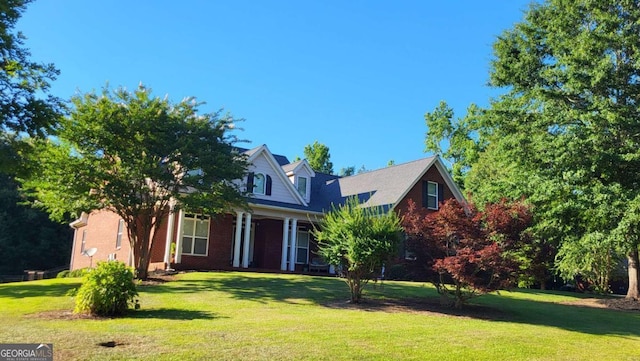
61 268 91 278
386 263 410 281
74 261 139 316
56 270 70 278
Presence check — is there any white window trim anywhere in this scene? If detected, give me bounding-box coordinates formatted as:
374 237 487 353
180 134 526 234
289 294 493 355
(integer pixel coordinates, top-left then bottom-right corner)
288 228 309 264
427 181 439 210
253 173 266 195
297 176 308 198
81 230 87 253
116 219 124 249
181 214 210 257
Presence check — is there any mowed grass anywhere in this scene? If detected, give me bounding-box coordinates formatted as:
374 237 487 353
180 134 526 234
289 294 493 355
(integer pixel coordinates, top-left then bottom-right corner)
1 272 639 360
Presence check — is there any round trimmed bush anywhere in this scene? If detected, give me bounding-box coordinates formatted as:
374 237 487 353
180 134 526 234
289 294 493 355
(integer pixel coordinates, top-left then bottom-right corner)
74 261 139 316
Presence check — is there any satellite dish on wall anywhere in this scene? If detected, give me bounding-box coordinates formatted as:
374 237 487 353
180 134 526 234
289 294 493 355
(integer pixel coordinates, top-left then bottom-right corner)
82 247 98 268
82 248 97 257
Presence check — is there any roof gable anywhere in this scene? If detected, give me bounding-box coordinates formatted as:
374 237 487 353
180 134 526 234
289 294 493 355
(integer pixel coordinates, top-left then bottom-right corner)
328 156 464 210
245 145 308 206
282 159 316 178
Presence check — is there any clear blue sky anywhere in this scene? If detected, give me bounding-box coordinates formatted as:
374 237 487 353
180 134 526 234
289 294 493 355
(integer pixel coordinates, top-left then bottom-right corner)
18 0 531 172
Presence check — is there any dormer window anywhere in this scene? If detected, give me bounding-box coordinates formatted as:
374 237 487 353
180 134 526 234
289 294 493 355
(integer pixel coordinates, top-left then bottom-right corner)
254 173 266 195
297 177 307 197
247 172 272 196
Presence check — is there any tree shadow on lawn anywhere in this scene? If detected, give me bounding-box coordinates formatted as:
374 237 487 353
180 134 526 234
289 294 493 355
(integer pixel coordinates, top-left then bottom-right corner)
126 308 223 320
0 281 81 299
468 291 640 338
32 308 222 321
140 273 350 305
142 273 640 338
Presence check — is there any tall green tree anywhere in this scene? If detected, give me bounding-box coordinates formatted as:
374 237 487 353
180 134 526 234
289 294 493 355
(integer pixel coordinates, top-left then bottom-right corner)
424 101 486 187
22 85 249 279
487 0 640 299
0 0 62 171
428 0 640 298
303 140 333 174
313 197 403 303
0 174 72 275
338 166 355 177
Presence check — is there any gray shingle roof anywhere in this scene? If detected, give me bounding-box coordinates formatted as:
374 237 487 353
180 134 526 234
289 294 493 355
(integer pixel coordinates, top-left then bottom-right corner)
328 156 437 209
239 145 290 166
242 145 441 214
281 160 302 174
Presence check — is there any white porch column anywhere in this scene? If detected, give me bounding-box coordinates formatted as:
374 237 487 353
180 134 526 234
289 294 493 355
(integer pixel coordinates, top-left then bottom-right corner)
242 213 252 268
163 200 176 269
174 209 185 264
233 211 243 268
289 218 298 271
280 218 290 271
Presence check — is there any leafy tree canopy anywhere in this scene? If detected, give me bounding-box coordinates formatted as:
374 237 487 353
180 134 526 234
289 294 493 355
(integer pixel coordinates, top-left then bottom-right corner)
21 85 249 279
0 174 72 275
0 0 63 172
425 0 640 299
302 140 333 174
403 198 531 308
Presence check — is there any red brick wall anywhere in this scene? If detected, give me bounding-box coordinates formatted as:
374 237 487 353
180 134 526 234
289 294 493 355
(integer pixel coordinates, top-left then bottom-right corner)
70 210 131 270
395 166 457 217
70 210 170 271
176 214 234 270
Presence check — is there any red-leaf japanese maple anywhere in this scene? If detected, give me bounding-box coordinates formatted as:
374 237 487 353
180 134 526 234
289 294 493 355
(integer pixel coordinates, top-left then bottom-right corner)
403 198 531 308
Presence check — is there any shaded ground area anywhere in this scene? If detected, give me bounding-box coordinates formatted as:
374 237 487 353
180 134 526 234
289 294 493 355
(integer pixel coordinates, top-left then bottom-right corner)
26 271 640 323
326 296 640 319
325 297 510 320
326 297 640 320
561 297 640 311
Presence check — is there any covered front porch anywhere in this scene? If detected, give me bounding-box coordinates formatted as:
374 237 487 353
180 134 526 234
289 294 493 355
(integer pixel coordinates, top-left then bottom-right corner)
168 205 330 274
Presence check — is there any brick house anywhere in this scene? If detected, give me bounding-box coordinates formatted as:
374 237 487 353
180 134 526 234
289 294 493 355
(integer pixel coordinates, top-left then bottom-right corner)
69 145 464 273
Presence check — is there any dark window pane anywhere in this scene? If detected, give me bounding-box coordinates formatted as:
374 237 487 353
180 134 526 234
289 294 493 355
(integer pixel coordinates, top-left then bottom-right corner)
194 238 207 255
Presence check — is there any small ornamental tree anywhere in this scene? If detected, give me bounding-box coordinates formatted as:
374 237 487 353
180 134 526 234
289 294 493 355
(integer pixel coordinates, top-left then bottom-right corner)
403 198 531 308
313 197 403 303
22 85 249 279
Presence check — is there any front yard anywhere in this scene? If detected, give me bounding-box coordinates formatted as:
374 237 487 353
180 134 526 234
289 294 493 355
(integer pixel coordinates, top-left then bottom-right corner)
1 271 638 360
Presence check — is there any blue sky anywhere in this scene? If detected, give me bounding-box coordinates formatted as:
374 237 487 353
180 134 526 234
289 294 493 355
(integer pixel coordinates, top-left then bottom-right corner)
19 1 531 172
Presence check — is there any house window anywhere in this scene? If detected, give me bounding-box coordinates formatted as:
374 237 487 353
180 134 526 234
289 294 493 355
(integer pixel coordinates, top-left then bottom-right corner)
181 214 210 256
296 230 309 264
247 173 272 195
116 219 124 249
288 229 309 264
427 181 438 210
254 173 266 195
297 177 307 197
81 230 87 253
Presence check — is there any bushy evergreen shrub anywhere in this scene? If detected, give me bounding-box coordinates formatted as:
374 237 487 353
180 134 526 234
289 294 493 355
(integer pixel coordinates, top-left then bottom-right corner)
74 261 139 316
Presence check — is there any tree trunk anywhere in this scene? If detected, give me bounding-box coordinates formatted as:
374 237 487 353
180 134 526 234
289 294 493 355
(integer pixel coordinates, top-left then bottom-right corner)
130 225 152 281
626 248 639 300
347 270 362 303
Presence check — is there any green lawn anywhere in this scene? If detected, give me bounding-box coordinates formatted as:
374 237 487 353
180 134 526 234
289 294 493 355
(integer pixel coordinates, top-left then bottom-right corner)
1 271 638 360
